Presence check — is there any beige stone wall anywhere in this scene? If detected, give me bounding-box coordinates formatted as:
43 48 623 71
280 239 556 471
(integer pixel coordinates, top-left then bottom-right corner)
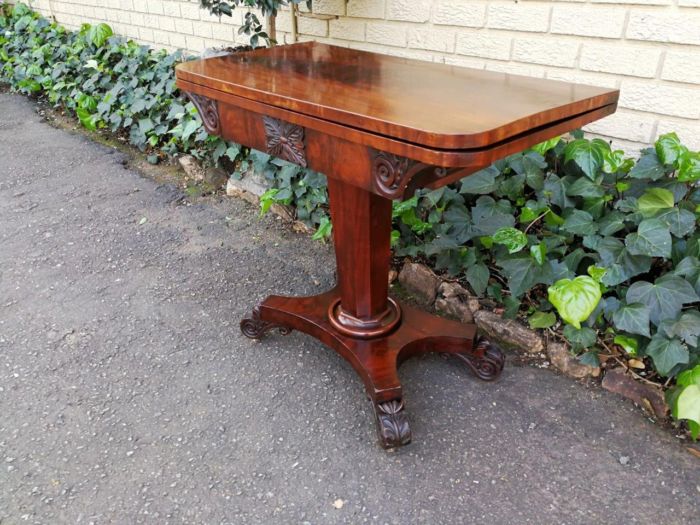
22 0 700 152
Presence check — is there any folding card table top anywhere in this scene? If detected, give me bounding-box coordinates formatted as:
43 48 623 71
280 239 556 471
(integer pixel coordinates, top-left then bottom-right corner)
176 42 619 448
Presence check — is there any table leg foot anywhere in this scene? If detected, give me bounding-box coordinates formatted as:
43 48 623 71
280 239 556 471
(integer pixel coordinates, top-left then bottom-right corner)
452 337 505 382
240 306 293 340
241 290 503 447
373 398 411 449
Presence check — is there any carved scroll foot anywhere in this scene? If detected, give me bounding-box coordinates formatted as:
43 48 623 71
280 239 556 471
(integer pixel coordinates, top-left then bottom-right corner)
373 398 411 449
240 307 292 340
454 337 505 382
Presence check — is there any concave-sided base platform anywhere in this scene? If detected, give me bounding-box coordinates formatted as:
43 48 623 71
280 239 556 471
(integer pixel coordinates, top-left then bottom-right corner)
240 288 504 448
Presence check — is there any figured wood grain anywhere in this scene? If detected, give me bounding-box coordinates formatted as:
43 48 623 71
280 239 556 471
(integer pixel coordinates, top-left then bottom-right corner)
176 42 619 150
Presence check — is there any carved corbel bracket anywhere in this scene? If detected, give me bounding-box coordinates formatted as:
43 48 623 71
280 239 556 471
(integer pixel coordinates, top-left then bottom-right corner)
184 92 220 135
263 116 307 167
371 150 457 200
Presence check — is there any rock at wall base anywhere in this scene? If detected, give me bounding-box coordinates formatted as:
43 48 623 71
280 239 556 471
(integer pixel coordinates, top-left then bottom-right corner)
474 310 545 355
178 154 204 180
547 341 601 379
398 262 440 305
204 167 228 189
602 367 668 418
435 282 475 323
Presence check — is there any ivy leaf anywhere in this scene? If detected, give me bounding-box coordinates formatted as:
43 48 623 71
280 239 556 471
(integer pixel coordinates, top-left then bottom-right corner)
677 150 700 182
625 218 672 258
626 276 699 326
562 325 597 350
311 216 332 242
597 211 626 236
587 265 606 282
637 187 675 217
561 209 598 236
528 311 556 329
657 207 697 238
655 132 684 166
629 152 665 180
459 166 500 194
530 242 547 265
645 334 688 377
564 139 605 180
531 136 560 156
75 107 97 131
673 256 700 295
541 174 573 209
596 237 652 286
548 276 602 329
498 255 553 298
603 149 630 174
87 23 113 48
181 119 201 142
612 303 651 337
566 177 605 199
676 385 700 439
466 263 489 296
677 366 700 388
659 310 700 347
470 197 514 236
614 335 639 356
579 350 600 367
492 227 527 254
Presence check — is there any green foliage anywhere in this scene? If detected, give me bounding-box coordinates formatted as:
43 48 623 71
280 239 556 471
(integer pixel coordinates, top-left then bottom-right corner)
390 133 700 386
548 276 602 330
667 364 700 439
0 5 214 157
0 3 329 234
198 0 311 46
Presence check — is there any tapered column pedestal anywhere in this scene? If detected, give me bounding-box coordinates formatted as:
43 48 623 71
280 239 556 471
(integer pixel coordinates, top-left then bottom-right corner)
240 179 504 448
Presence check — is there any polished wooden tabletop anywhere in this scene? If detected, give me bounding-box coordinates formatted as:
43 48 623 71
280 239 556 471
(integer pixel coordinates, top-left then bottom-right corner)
176 42 618 150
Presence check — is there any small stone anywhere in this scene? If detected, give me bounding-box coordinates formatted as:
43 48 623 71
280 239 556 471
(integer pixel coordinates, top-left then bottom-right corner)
619 455 630 466
628 358 645 369
178 154 204 179
436 282 476 323
547 342 600 378
226 179 259 205
332 498 344 509
602 368 669 418
204 167 228 188
292 221 314 234
229 170 268 197
474 310 545 354
435 298 473 324
269 203 295 222
438 281 470 300
398 262 440 305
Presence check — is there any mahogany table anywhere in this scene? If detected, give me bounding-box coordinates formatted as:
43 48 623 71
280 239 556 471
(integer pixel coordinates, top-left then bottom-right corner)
176 42 619 448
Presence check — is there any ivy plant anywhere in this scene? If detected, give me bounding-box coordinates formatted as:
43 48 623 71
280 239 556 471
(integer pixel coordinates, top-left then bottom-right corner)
391 131 700 387
0 3 330 236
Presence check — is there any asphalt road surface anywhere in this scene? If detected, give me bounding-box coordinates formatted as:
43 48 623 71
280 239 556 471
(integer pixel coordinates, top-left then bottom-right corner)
1 92 698 524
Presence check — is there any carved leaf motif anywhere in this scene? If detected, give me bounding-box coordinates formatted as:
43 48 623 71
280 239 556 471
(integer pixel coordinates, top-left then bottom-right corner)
263 116 307 167
376 399 411 447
